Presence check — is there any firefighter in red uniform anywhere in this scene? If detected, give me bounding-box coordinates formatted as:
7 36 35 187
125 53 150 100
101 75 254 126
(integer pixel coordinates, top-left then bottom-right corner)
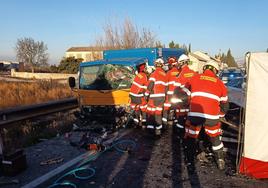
172 54 196 138
163 57 180 126
184 60 228 170
145 58 167 136
129 62 148 128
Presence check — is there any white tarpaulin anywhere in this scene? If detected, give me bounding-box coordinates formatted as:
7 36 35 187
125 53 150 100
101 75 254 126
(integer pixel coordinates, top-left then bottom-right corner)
239 52 268 178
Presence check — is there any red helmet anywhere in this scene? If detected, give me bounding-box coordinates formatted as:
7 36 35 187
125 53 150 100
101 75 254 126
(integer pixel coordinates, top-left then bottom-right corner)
137 63 146 72
168 57 177 66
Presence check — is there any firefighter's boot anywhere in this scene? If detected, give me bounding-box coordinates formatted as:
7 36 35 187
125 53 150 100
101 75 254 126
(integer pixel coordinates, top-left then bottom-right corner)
155 129 161 136
214 150 225 170
184 138 197 165
184 137 197 173
141 122 147 129
162 111 168 128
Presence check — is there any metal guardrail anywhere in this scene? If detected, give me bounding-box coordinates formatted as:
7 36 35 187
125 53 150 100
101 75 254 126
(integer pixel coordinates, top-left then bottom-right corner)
0 98 78 127
220 118 239 131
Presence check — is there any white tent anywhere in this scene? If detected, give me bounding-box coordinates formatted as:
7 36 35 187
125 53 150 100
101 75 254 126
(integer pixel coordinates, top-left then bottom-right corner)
239 52 268 179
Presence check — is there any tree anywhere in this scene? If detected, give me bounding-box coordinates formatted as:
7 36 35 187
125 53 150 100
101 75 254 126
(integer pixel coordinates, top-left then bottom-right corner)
49 65 59 73
220 49 237 67
169 41 180 48
266 48 268 52
181 44 189 54
169 41 175 48
155 41 164 48
96 18 158 49
226 49 237 67
188 43 191 53
174 44 180 48
58 57 83 74
15 37 48 72
168 40 190 54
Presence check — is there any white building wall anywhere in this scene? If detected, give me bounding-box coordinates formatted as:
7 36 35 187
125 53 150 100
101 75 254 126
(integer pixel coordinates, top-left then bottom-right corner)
65 51 103 62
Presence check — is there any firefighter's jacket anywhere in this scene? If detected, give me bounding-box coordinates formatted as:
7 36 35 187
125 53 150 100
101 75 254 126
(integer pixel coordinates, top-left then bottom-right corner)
173 65 196 114
145 67 167 114
175 65 196 88
187 69 228 120
164 67 181 110
129 72 148 105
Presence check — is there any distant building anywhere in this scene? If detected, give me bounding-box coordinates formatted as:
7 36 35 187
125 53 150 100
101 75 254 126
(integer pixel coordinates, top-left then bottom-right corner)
65 47 104 62
188 51 224 73
0 61 19 71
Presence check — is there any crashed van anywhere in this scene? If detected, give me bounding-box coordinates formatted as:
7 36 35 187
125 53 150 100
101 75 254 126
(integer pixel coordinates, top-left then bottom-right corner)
69 48 185 127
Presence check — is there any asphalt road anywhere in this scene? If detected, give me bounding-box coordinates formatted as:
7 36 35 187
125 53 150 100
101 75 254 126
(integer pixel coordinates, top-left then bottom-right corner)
42 127 268 188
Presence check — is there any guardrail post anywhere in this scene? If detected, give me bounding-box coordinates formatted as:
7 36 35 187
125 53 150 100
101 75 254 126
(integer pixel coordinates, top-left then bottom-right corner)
0 131 4 155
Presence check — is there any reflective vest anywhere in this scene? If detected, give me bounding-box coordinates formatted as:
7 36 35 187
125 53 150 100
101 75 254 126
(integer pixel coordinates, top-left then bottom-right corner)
129 72 148 105
188 69 228 120
145 67 167 114
145 67 167 99
174 65 196 114
175 65 196 88
164 67 181 109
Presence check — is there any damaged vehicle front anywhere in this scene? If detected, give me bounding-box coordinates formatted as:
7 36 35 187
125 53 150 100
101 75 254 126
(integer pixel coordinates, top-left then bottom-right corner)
68 58 147 128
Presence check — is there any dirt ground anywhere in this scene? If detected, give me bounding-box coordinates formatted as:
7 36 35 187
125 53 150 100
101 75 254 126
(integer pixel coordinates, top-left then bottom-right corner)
43 127 268 188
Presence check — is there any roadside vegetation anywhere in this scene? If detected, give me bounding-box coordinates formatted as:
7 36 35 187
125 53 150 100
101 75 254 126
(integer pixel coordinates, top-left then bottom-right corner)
0 80 74 109
4 112 75 150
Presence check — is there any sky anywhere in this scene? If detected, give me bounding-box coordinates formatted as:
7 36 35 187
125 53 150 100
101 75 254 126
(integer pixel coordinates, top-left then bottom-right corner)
0 0 268 64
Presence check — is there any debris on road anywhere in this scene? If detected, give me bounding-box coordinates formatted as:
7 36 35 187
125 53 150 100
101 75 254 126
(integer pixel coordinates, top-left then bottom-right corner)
40 157 64 166
0 178 19 186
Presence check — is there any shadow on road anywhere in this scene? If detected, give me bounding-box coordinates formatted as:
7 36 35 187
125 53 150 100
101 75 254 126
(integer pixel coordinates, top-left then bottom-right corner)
106 131 156 188
70 129 156 188
171 126 184 187
171 125 202 188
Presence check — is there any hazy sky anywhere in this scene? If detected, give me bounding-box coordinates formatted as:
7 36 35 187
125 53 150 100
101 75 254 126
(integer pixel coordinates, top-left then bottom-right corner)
0 0 267 64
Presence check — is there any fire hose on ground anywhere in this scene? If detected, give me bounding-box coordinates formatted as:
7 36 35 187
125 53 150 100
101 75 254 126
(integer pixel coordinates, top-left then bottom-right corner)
47 139 137 188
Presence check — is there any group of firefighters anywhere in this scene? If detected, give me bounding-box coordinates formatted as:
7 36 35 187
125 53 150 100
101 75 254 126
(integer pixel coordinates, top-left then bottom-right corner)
129 54 228 170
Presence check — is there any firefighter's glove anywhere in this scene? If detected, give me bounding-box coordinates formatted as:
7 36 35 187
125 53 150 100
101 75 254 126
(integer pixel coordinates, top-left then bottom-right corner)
145 95 149 102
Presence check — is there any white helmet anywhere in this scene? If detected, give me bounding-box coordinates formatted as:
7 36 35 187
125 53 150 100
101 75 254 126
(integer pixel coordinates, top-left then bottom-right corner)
203 60 220 72
178 54 190 64
154 58 164 67
146 66 154 74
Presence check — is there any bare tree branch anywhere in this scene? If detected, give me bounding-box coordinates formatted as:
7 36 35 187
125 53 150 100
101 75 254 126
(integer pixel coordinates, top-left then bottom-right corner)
95 18 158 49
15 37 49 72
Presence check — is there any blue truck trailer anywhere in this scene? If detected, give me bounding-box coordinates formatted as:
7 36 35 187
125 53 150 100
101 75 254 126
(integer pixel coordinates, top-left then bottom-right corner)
103 48 185 66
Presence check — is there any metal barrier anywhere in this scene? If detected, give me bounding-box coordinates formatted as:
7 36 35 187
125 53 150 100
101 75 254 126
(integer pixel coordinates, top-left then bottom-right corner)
0 98 78 154
0 98 78 127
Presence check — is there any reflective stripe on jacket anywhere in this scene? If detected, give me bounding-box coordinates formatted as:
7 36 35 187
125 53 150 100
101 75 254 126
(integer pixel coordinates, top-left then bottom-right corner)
164 67 180 110
145 67 167 100
129 72 148 105
175 65 196 88
173 65 196 113
187 69 228 120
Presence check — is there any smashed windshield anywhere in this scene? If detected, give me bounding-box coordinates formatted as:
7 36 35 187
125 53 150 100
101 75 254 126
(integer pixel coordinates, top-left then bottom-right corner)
79 64 135 90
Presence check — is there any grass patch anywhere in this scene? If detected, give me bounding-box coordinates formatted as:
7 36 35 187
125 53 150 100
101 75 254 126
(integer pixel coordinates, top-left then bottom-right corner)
2 112 75 152
0 80 74 109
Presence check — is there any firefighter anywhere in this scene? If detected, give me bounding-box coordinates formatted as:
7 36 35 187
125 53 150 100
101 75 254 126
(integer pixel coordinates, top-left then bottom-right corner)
184 60 228 170
173 54 196 138
163 57 180 127
129 62 148 128
145 58 167 136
